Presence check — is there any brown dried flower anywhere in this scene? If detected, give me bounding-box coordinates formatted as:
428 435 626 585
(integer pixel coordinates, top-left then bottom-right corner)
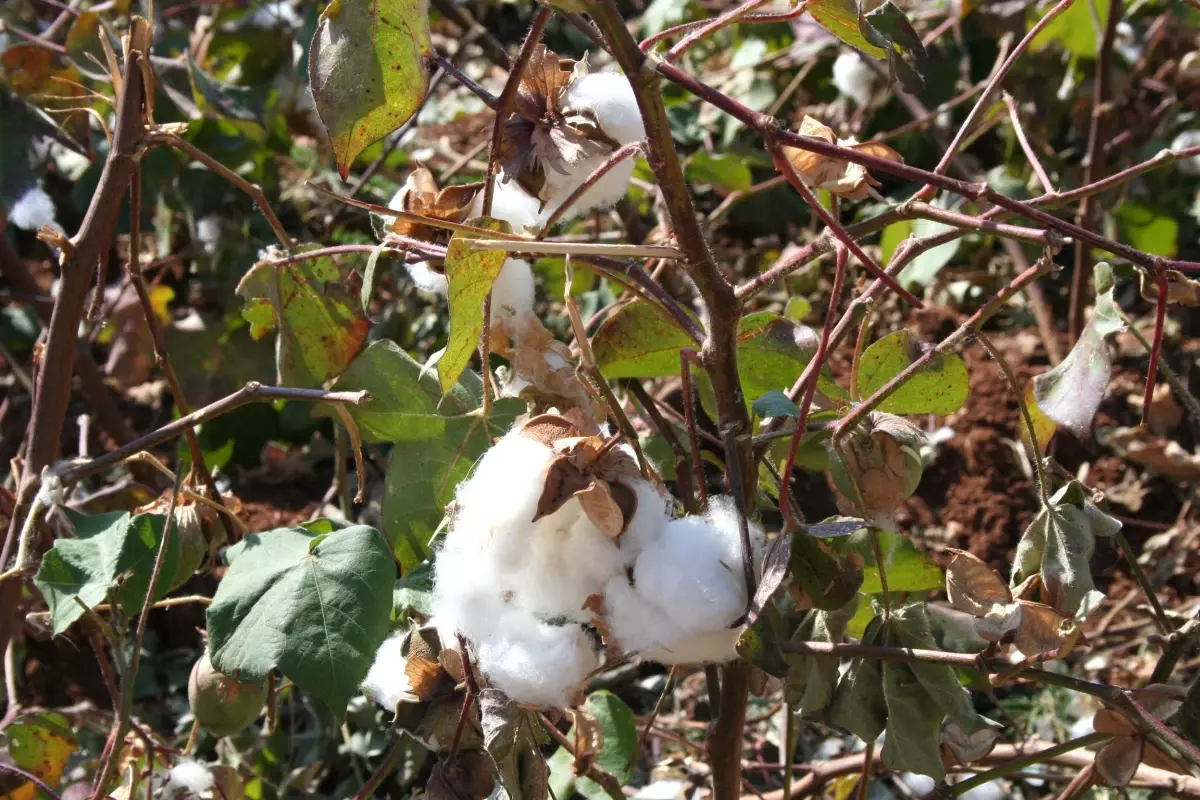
384 167 481 251
781 116 903 200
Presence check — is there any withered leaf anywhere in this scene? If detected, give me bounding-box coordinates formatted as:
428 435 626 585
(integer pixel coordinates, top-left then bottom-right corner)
945 548 1012 617
780 115 903 200
1140 269 1200 307
1095 736 1143 787
386 167 481 247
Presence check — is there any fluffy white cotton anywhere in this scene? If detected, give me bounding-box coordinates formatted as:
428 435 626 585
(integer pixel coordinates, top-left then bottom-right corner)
405 261 449 295
472 613 600 708
362 631 416 711
481 178 548 235
565 72 645 146
604 496 764 664
8 185 62 234
196 215 222 256
490 259 535 325
539 70 646 219
1172 130 1200 175
433 426 671 705
832 51 875 108
165 760 214 796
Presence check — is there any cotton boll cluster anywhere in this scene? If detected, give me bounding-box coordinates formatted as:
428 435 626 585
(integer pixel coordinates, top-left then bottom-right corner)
832 51 876 108
604 496 764 664
434 419 671 707
362 631 417 711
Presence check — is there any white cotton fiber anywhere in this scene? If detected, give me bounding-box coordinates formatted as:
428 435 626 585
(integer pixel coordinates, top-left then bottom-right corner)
490 259 535 325
473 612 600 708
404 261 449 295
164 760 214 796
565 72 645 146
541 156 638 222
362 631 416 711
8 185 62 234
1172 131 1200 175
832 51 875 108
481 178 548 234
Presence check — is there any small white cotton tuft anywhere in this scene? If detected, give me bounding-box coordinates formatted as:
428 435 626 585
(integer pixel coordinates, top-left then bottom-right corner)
832 51 876 108
565 72 645 146
482 179 548 234
9 185 62 234
404 261 449 295
1172 131 1200 175
196 215 222 256
490 259 535 326
541 157 637 222
165 760 214 796
362 631 416 711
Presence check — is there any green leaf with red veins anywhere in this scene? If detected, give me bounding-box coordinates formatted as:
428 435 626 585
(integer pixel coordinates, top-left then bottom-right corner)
309 0 433 177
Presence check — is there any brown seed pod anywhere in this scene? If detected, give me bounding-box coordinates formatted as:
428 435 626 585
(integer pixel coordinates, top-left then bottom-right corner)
829 412 926 518
187 652 267 737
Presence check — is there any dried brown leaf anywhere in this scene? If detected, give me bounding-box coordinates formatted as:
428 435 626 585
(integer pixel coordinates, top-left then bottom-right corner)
780 116 903 200
1009 600 1071 659
1095 736 1142 787
1140 269 1200 307
945 548 1012 617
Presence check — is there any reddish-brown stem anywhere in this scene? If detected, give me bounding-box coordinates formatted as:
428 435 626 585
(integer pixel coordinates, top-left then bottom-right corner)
351 733 407 800
1068 0 1121 340
679 350 708 508
0 22 149 658
624 379 698 514
1142 268 1169 429
1003 92 1054 193
539 141 643 234
771 148 924 308
665 0 777 63
919 0 1076 199
482 6 553 216
779 247 847 529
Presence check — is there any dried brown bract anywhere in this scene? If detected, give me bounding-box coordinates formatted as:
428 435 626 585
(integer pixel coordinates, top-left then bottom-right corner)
385 167 481 249
497 47 619 203
781 116 903 200
520 413 641 539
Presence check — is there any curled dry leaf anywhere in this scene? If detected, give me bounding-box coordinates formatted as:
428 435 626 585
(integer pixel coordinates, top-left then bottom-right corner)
780 116 903 200
403 626 449 701
1093 684 1188 786
523 414 641 538
1105 425 1200 481
944 549 1079 659
380 167 482 271
496 314 606 422
498 46 616 203
1140 268 1200 306
940 719 1000 765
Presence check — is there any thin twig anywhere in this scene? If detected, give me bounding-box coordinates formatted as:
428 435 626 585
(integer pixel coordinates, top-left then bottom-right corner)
352 733 408 800
1002 92 1054 193
975 331 1049 506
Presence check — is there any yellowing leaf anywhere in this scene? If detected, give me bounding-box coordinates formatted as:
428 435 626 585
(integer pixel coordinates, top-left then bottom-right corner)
438 217 513 395
3 712 77 800
309 0 434 177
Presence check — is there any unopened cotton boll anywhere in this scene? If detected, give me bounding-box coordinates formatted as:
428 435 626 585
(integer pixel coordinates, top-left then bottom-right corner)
832 51 875 108
362 631 416 711
164 760 214 796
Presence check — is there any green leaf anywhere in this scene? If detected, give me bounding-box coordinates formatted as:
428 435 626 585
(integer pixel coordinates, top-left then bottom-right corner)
1115 201 1179 258
879 660 946 779
808 0 925 90
1010 481 1112 618
480 689 549 800
1032 263 1124 435
879 219 913 266
684 151 753 192
591 301 696 377
855 329 969 415
829 616 888 739
832 529 943 595
394 555 435 618
784 296 811 321
309 0 433 177
549 691 637 800
785 601 857 717
324 341 522 570
897 214 960 289
1030 0 1113 58
885 604 976 726
752 390 800 420
790 533 864 611
808 0 886 57
206 524 394 717
34 510 181 635
236 247 371 387
5 711 77 793
439 217 513 394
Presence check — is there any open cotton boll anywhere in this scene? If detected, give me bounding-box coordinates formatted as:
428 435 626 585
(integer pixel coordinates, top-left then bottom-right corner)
482 178 548 234
565 72 645 146
8 185 63 234
603 571 742 665
362 631 416 711
832 51 875 108
541 156 638 222
164 760 214 796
